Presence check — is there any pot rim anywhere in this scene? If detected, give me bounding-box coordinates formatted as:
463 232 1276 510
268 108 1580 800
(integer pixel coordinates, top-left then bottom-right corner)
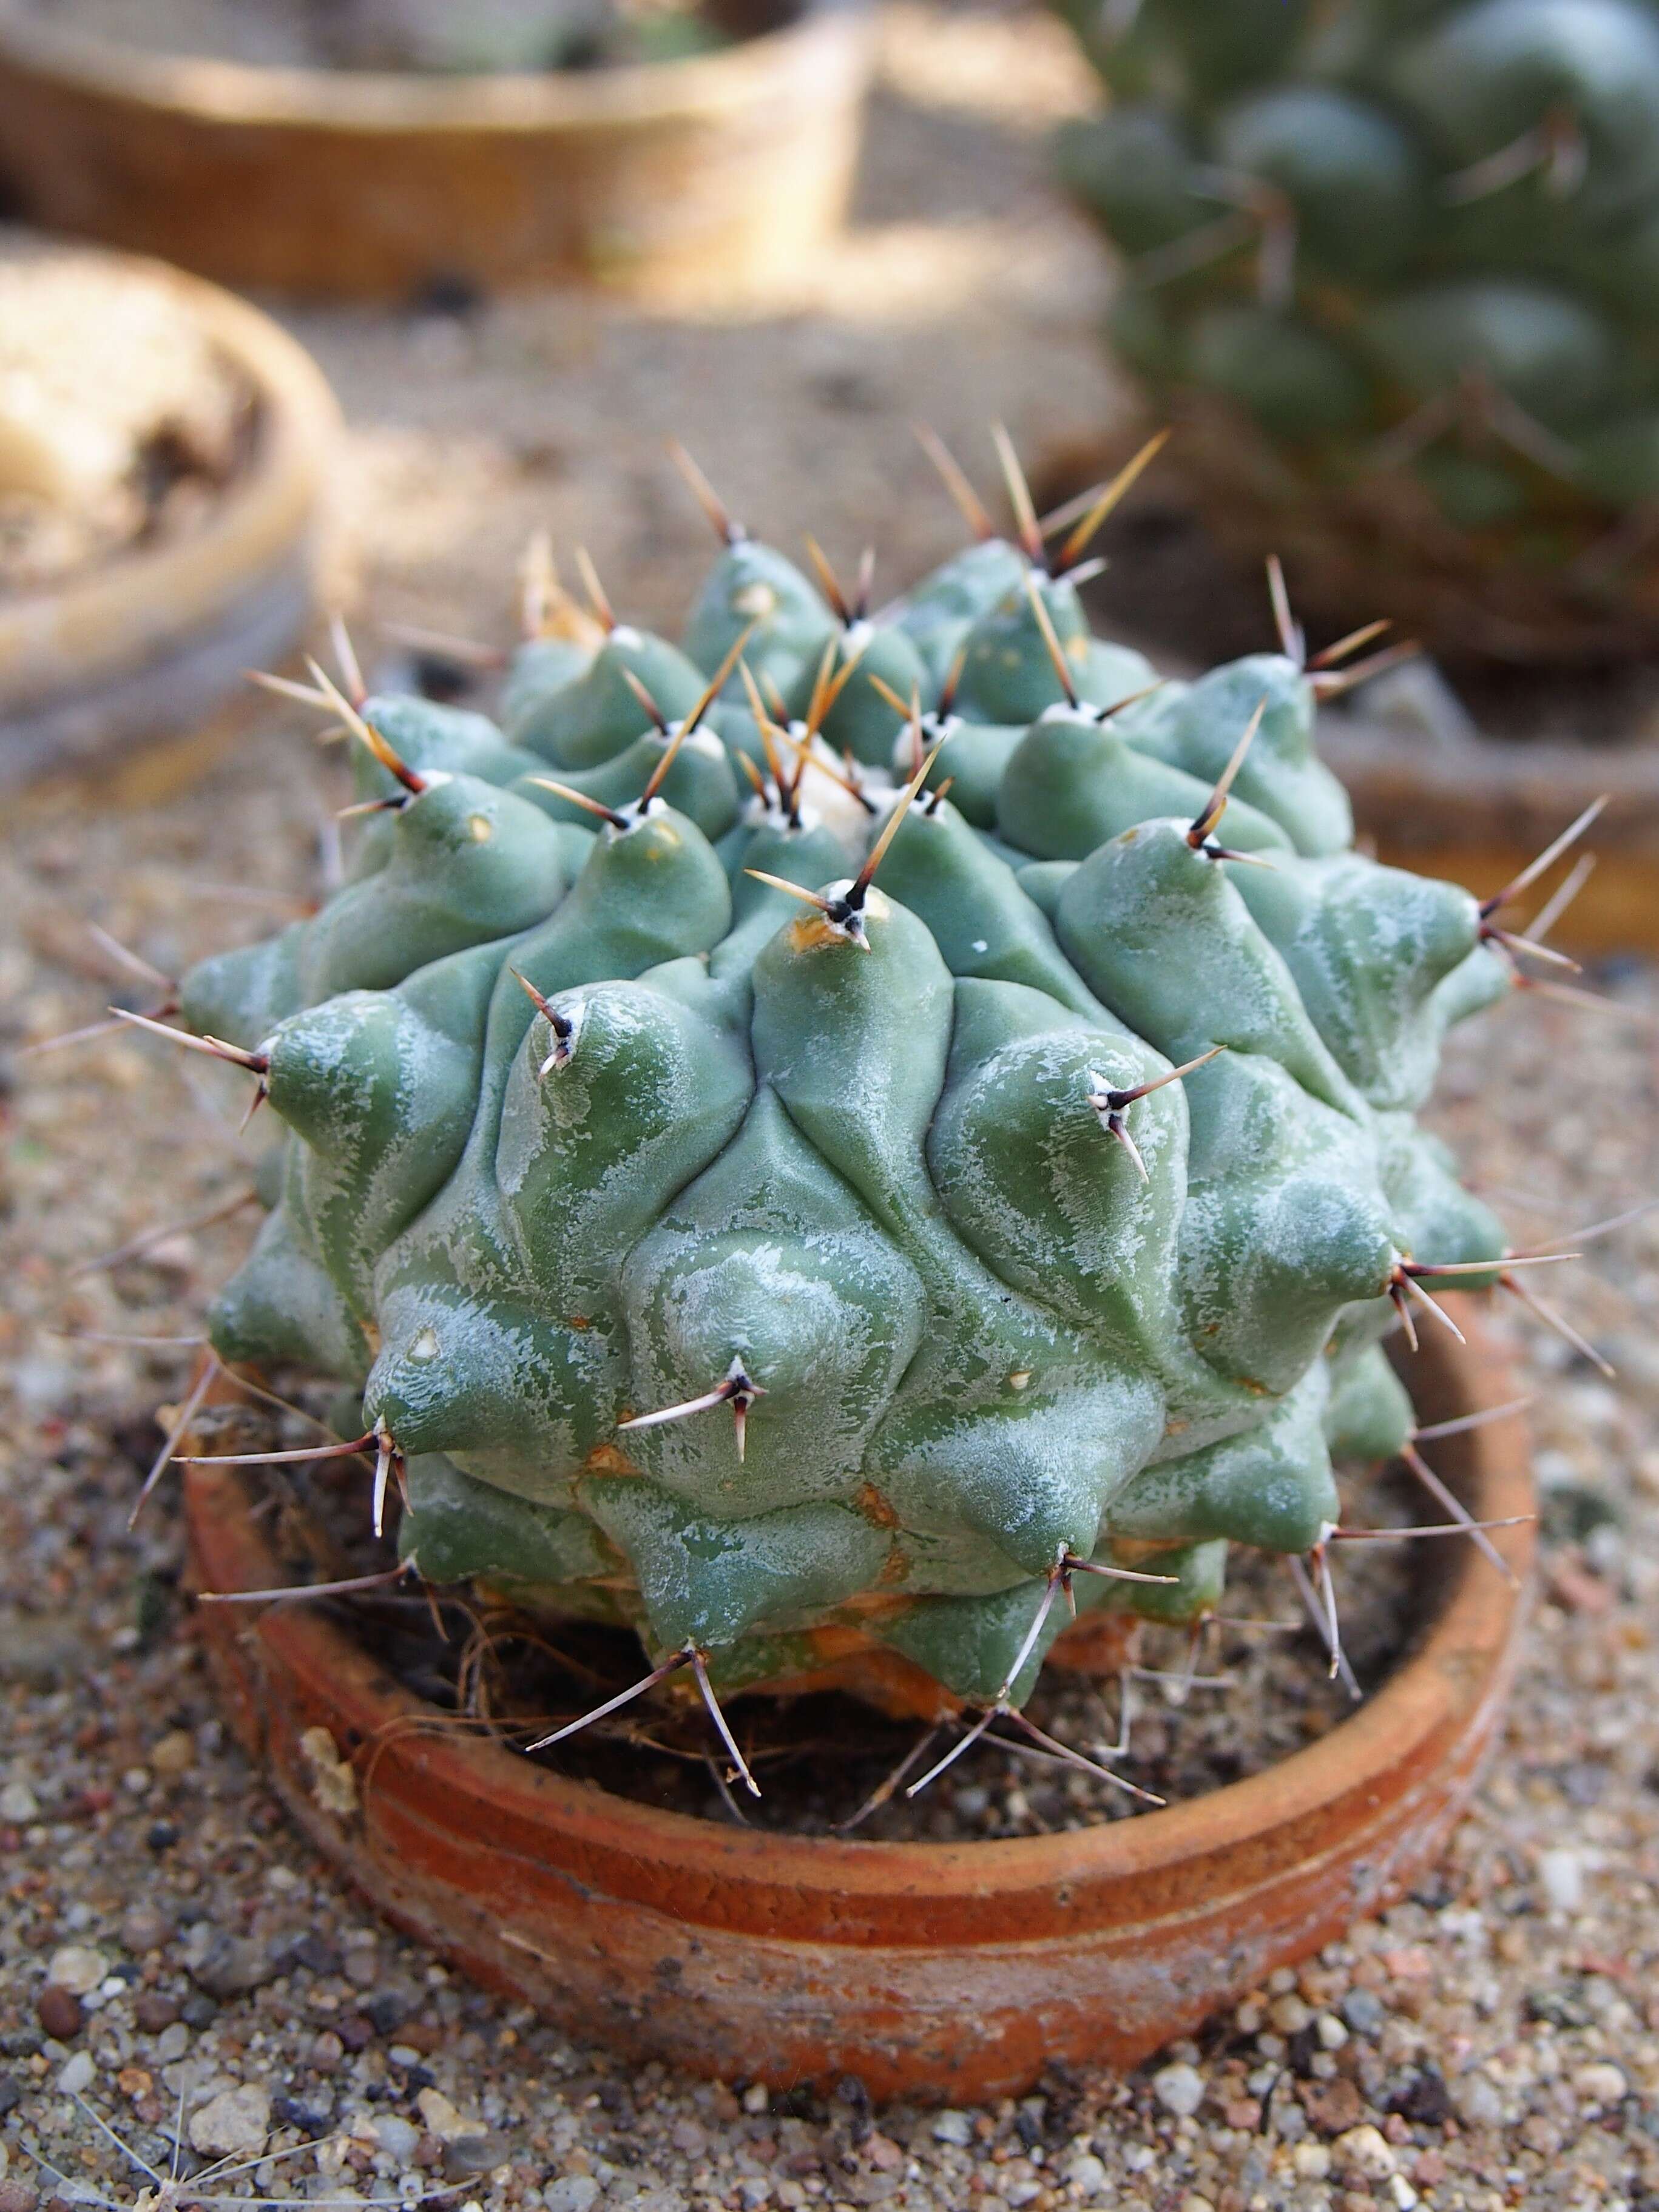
0 0 868 135
186 1320 1532 1923
0 251 339 707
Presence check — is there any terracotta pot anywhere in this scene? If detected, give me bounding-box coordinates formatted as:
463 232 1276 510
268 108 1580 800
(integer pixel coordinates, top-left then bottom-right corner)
184 1318 1531 2099
0 0 873 302
0 252 340 789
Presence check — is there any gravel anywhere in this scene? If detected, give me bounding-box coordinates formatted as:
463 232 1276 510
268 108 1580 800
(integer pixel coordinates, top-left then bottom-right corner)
3 5 1659 2210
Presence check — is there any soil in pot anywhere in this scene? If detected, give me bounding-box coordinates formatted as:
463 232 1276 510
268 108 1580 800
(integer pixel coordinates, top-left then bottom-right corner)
0 243 261 595
188 1374 1478 1847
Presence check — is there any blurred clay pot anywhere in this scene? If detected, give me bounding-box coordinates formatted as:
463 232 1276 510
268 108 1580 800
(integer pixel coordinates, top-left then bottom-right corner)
0 252 339 787
0 0 873 302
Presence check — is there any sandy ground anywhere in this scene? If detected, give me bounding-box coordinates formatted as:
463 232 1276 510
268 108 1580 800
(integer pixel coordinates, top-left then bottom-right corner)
3 7 1659 2210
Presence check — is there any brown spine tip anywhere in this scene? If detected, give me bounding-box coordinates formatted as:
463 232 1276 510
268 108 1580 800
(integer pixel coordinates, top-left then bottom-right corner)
1307 615 1391 671
913 422 995 543
573 545 618 633
308 658 427 794
802 534 851 625
1309 638 1421 700
667 438 743 544
1022 573 1080 709
1265 555 1305 666
1188 697 1266 850
1054 428 1171 573
991 421 1045 565
108 1006 271 1076
618 663 671 737
328 611 367 706
1479 797 1608 920
524 777 629 832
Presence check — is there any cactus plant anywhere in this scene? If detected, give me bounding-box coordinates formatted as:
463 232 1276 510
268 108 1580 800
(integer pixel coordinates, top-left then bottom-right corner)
1052 0 1659 659
140 437 1561 1778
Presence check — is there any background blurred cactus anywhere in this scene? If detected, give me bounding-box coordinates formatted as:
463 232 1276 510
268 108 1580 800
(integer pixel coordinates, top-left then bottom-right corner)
311 0 728 72
158 437 1537 1755
1053 0 1659 661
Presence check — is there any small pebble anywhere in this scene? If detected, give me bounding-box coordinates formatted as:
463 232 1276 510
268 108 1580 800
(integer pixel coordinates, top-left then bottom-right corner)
56 2049 95 2096
1150 2062 1205 2119
0 1782 38 1823
47 1945 108 1997
189 1932 277 1998
1292 2143 1332 2180
545 2181 601 2212
121 1906 171 1955
343 1944 380 1989
742 2082 769 2114
1064 2153 1108 2198
1315 2012 1349 2050
36 1986 83 2040
149 1729 195 1776
932 2109 974 2145
1537 1848 1584 1913
1571 2060 1627 2106
1333 2125 1397 2181
1454 2072 1504 2127
417 2087 487 2142
189 2083 270 2157
1340 1988 1385 2037
1268 1993 1311 2034
367 2115 420 2162
442 2131 510 2179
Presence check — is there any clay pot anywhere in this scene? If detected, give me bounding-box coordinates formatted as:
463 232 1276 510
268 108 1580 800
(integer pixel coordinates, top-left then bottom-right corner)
0 253 339 789
0 0 873 302
186 1319 1531 2101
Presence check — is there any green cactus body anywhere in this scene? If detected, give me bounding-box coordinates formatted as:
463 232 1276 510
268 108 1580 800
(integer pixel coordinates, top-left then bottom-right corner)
1053 0 1659 568
181 509 1508 1709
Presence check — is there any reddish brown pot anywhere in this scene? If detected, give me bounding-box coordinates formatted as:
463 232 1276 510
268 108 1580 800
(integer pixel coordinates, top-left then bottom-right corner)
186 1320 1532 2102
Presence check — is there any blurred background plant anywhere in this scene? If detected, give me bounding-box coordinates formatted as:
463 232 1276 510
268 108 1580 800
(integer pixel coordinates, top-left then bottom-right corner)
9 0 734 71
1052 0 1659 667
